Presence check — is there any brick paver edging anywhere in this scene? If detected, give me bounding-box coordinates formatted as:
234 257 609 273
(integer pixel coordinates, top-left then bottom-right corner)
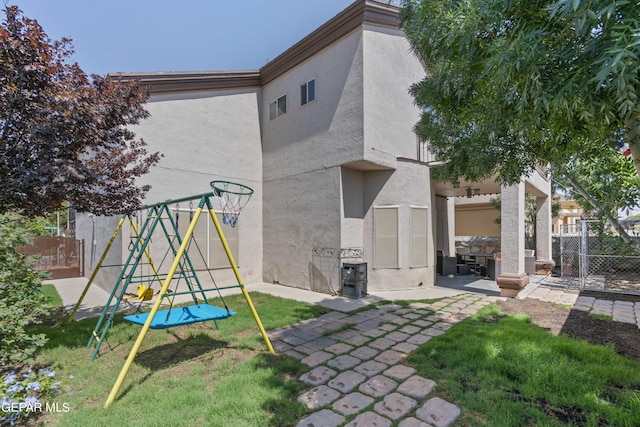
527 286 640 328
268 294 504 427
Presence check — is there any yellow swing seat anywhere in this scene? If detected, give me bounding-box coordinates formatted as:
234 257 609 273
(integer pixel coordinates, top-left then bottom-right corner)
137 285 154 301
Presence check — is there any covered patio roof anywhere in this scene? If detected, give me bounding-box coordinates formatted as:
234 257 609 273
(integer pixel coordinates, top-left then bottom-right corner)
433 177 501 198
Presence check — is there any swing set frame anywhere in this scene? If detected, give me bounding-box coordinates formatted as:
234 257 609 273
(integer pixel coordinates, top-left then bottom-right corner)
68 190 274 408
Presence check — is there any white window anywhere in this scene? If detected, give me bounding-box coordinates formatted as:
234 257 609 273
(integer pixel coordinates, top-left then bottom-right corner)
268 94 287 120
374 207 399 268
300 79 315 105
411 207 428 267
176 209 239 269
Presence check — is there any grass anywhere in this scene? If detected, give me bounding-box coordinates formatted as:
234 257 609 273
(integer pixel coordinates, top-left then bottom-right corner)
42 283 63 306
27 290 329 427
590 312 614 321
406 304 640 426
25 289 640 426
551 301 573 310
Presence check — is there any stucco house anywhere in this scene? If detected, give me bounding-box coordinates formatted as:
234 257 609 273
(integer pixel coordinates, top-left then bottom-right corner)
77 0 554 298
553 197 583 234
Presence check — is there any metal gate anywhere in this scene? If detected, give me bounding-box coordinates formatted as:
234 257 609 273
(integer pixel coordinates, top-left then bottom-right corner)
559 223 581 288
560 220 640 294
18 236 84 279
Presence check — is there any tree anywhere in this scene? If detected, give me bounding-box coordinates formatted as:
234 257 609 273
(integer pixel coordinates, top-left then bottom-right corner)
0 6 161 217
399 0 640 185
553 149 640 228
0 212 50 365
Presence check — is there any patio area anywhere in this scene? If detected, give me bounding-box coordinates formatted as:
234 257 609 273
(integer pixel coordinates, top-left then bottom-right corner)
435 273 550 298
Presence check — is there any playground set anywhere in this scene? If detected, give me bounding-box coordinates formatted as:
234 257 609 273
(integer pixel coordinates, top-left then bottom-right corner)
68 181 274 408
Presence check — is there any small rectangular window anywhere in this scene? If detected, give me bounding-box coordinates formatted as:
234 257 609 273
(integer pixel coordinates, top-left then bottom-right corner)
300 79 316 105
269 102 277 120
268 94 287 120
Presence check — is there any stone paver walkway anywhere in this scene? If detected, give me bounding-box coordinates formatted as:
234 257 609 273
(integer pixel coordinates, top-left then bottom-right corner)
268 293 503 427
527 286 640 328
268 284 640 426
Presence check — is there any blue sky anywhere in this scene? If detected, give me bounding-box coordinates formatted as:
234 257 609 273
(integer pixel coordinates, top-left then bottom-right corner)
12 0 356 76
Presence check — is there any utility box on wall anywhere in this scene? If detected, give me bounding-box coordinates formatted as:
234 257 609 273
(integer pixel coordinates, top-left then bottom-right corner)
341 262 367 299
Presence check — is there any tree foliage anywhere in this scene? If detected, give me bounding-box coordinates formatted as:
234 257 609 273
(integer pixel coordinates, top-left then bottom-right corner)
554 148 640 220
0 6 161 217
0 213 50 366
399 0 640 185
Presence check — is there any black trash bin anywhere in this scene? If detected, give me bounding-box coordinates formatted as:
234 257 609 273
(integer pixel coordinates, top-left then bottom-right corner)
341 262 367 299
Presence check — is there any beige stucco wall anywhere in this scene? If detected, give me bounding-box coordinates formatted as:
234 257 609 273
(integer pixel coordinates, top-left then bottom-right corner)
262 30 364 289
262 25 429 292
77 88 264 292
361 162 433 290
455 206 501 237
261 30 365 181
360 27 431 290
362 26 424 162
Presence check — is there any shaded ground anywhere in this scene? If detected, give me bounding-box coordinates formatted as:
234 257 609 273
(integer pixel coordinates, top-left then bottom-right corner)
550 266 640 294
499 294 640 361
601 273 640 294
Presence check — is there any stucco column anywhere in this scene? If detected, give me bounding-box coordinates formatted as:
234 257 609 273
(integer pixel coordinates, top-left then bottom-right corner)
445 197 456 256
497 181 529 297
535 194 555 275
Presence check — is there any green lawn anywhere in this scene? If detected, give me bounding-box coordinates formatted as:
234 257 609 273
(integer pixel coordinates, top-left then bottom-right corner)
26 290 329 427
41 283 63 306
407 304 640 426
18 288 640 426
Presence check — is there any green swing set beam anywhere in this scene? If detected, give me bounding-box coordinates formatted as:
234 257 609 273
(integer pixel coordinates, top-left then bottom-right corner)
85 203 194 360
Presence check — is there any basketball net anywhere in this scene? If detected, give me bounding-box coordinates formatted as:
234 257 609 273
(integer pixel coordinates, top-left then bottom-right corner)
210 180 253 228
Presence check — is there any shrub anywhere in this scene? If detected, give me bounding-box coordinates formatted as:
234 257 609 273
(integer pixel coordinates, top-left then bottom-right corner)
0 366 65 426
0 213 51 366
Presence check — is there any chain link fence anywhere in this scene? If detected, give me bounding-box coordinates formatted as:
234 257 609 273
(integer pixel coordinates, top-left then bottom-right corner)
581 220 640 293
558 221 640 294
559 223 580 283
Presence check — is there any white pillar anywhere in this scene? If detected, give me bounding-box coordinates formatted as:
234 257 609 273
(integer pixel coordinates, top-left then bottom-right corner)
445 197 456 256
535 191 556 275
497 181 529 296
536 195 552 261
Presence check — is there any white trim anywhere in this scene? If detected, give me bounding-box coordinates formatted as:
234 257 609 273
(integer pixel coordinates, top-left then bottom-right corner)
300 78 317 106
268 93 287 120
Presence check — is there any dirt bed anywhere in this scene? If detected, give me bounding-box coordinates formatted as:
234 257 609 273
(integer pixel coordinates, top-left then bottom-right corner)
499 294 640 361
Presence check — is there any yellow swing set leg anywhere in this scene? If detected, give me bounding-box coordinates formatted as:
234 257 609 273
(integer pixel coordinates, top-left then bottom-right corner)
104 206 203 408
67 216 126 323
208 207 274 355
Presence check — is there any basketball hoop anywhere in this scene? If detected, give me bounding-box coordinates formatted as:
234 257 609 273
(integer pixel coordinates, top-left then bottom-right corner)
210 180 254 227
